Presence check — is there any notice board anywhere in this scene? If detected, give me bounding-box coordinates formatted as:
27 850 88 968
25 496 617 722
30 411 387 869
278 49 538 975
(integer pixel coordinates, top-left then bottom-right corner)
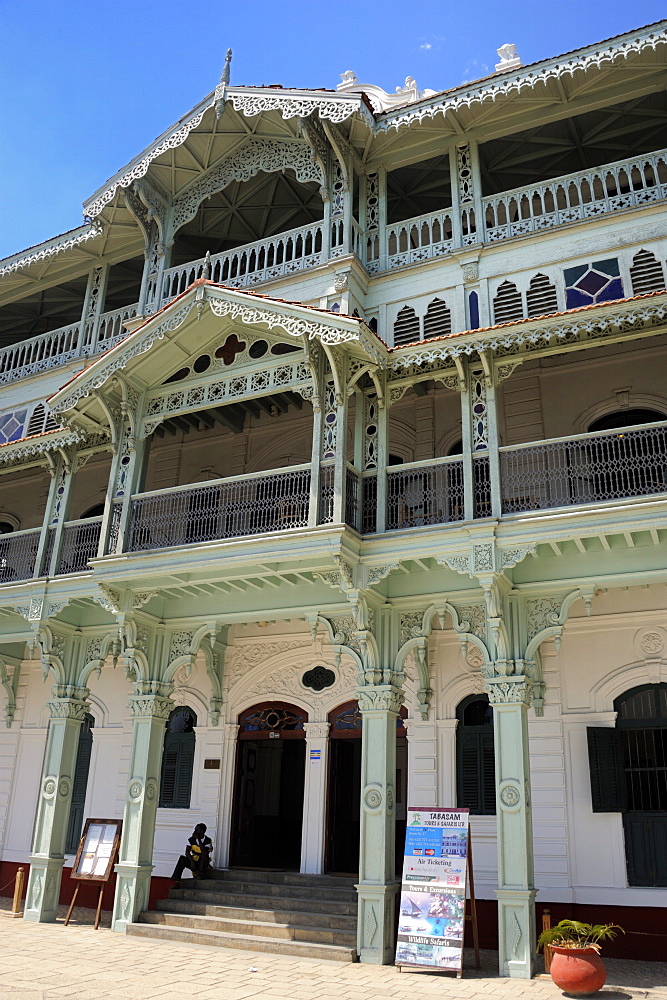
395 807 474 974
71 819 122 882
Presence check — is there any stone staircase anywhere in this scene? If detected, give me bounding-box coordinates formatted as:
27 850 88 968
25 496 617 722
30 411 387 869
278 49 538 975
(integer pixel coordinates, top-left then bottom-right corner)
126 869 359 962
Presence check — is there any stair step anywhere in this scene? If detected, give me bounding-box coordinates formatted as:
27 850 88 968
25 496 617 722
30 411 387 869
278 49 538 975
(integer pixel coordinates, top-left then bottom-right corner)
126 921 357 962
155 898 356 931
182 879 357 903
210 869 358 890
140 910 356 946
169 888 357 916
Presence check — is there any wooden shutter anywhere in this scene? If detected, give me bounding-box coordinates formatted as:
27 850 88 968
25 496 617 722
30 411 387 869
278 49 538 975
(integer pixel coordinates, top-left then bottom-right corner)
481 732 497 815
458 732 482 813
587 727 625 812
65 726 93 853
159 732 195 808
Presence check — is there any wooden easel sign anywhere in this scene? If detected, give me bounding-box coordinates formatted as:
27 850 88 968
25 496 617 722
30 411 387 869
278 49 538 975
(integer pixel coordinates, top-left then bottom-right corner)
395 807 479 976
65 818 122 929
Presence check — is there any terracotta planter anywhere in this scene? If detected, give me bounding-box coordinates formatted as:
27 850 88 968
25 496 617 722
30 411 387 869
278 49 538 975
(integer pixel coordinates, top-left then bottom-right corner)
549 946 606 997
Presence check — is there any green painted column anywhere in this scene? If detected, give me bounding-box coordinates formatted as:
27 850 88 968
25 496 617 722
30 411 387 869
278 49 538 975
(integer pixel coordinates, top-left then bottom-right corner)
487 674 536 979
356 683 401 964
112 682 172 932
24 687 89 922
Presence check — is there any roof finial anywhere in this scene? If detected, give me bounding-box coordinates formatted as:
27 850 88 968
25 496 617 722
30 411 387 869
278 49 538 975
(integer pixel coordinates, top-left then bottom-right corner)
220 48 232 85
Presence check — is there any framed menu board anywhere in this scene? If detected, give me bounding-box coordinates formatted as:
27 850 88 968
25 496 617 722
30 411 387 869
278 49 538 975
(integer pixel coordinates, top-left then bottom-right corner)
71 819 122 882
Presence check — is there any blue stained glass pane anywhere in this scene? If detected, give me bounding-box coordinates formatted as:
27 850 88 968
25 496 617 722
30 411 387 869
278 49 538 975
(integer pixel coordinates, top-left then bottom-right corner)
593 257 620 277
564 264 588 286
596 277 624 303
469 291 479 330
566 288 592 309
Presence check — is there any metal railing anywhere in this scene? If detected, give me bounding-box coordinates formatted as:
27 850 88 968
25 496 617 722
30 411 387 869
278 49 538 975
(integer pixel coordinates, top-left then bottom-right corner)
128 466 311 550
482 148 667 243
386 456 464 530
56 517 103 574
319 463 335 525
0 528 41 582
500 421 667 513
345 465 360 532
0 303 139 385
161 221 325 303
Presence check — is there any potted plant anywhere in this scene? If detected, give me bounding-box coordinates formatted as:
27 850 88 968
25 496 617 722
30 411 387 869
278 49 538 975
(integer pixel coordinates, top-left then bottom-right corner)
537 919 623 996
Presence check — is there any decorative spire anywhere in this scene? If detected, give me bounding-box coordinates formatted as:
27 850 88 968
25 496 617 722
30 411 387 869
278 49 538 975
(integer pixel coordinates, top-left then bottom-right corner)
220 48 232 85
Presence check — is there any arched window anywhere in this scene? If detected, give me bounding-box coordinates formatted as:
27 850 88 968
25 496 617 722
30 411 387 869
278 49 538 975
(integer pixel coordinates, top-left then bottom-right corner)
630 250 666 295
526 273 558 317
393 306 420 346
588 408 665 433
493 281 523 324
65 713 94 853
456 695 496 815
588 684 667 886
159 707 197 808
81 503 105 518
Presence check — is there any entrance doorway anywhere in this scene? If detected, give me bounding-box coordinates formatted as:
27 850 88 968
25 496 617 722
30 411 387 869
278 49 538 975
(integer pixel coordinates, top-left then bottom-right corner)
325 701 408 876
230 702 307 870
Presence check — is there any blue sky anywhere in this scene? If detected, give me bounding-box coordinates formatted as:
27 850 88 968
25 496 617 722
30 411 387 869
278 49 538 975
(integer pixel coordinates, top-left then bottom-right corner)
1 0 665 259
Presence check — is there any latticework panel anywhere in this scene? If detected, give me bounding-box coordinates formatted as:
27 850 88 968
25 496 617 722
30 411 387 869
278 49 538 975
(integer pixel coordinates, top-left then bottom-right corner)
473 455 492 518
387 460 465 530
58 519 102 574
362 474 377 534
129 469 311 550
0 529 40 583
345 468 360 531
319 464 335 524
500 423 667 513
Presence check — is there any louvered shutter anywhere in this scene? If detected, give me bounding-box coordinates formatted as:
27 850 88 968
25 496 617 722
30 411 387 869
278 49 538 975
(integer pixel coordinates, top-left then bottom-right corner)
587 727 625 812
457 732 482 813
65 725 93 853
174 733 195 808
159 742 180 807
480 732 497 815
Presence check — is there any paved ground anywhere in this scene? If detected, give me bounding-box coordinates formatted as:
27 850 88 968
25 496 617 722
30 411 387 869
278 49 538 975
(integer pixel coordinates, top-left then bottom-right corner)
0 899 665 1000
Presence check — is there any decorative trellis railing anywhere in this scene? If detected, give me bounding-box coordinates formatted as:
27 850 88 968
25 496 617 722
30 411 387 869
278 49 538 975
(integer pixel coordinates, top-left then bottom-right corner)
127 465 312 550
57 517 102 574
161 221 325 303
0 528 41 582
0 303 138 385
366 209 454 274
500 421 667 514
386 456 465 531
482 149 667 243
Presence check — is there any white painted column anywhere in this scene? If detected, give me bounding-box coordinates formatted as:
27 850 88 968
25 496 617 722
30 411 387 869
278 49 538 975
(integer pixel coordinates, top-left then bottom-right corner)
216 723 239 869
300 722 330 873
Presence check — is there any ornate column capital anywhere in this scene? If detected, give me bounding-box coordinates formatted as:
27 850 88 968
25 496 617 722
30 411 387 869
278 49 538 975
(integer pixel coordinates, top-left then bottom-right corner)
128 680 173 720
485 675 533 707
47 686 90 721
303 721 330 740
357 684 403 715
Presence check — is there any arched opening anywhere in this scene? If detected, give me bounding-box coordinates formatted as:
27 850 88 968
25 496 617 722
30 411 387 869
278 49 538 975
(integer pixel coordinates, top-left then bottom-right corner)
587 408 665 433
324 700 407 876
615 684 667 887
159 707 197 809
456 695 496 816
170 171 324 270
65 713 95 853
231 702 307 870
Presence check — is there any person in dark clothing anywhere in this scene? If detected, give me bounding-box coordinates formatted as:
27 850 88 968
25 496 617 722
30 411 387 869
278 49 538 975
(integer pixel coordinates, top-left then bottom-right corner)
171 823 213 881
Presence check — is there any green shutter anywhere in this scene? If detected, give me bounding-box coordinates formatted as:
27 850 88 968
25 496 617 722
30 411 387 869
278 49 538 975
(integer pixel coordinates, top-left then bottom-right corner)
481 732 497 815
65 725 93 853
587 727 626 812
457 732 481 812
159 731 195 808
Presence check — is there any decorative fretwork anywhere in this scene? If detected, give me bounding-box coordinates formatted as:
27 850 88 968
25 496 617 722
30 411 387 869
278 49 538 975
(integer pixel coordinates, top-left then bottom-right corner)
322 382 337 459
500 421 667 513
456 144 474 204
483 149 667 243
345 467 360 531
239 705 306 732
128 467 311 550
302 666 335 692
364 393 379 470
361 474 377 534
364 172 380 268
226 91 365 124
385 210 452 271
0 321 81 385
171 139 323 233
319 464 335 524
470 370 489 451
162 221 325 301
386 459 464 530
0 223 102 277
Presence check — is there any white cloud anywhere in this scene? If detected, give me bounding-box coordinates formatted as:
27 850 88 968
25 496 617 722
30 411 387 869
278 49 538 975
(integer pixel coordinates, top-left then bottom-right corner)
420 43 432 50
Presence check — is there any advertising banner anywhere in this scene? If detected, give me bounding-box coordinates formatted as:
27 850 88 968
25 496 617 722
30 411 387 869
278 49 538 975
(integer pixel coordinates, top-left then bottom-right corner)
395 807 470 973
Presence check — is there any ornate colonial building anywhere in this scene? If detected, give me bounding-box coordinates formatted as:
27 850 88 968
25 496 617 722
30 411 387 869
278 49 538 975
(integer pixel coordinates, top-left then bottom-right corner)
0 22 666 977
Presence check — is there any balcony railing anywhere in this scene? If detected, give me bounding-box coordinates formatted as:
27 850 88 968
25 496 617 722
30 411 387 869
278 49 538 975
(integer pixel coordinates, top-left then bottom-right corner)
127 465 311 551
482 149 667 243
386 456 464 530
0 303 138 385
0 528 41 582
161 221 325 304
500 421 667 514
57 517 102 573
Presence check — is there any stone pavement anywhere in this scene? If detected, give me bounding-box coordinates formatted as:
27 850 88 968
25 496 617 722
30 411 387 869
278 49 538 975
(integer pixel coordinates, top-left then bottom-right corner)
0 900 665 1000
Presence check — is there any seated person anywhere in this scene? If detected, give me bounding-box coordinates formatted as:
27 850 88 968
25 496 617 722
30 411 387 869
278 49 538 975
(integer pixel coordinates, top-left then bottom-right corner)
171 823 213 882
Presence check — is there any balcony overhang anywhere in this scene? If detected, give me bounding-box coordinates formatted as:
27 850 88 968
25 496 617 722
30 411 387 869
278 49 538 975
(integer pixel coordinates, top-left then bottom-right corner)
48 281 385 433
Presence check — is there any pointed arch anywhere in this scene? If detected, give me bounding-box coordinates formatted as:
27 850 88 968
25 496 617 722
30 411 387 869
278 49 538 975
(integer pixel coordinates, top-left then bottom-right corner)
493 280 524 323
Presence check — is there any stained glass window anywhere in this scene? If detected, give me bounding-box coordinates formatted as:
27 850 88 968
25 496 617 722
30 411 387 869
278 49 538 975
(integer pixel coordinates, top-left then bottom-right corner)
0 410 27 444
564 259 624 309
